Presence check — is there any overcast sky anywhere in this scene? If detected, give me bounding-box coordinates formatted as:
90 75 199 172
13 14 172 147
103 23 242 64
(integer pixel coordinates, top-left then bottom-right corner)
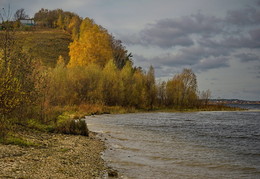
1 0 260 100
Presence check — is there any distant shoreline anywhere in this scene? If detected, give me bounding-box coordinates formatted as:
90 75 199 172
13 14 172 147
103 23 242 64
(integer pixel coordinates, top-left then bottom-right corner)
209 99 260 105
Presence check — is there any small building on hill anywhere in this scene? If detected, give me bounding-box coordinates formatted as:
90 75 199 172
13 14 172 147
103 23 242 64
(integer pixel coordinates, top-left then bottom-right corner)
20 19 35 26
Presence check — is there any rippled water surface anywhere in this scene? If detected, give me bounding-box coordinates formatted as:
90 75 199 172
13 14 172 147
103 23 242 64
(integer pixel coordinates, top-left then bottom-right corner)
85 106 260 179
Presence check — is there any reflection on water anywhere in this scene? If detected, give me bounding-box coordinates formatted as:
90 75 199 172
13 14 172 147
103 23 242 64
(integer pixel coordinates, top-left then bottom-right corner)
85 108 260 179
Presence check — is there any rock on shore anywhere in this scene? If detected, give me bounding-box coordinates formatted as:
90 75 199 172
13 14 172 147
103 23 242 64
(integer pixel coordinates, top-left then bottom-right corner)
0 129 106 179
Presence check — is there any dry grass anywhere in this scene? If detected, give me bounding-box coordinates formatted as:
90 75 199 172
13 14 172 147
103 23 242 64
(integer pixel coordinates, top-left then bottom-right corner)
12 29 71 67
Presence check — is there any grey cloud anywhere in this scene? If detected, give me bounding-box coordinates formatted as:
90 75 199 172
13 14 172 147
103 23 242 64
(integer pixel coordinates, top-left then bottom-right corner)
235 53 260 62
153 13 222 36
150 47 214 68
1 0 90 16
241 88 260 97
254 66 260 79
153 50 230 72
126 5 260 78
132 54 154 70
121 34 142 45
194 57 230 72
123 13 222 48
205 77 218 81
133 54 148 63
154 67 178 78
172 46 229 64
249 28 260 40
222 35 260 49
226 6 260 26
198 28 260 49
151 52 198 67
122 5 260 50
140 29 194 48
133 46 231 74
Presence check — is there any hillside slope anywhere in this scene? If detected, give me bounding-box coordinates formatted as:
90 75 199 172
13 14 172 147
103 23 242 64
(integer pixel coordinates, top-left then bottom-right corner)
17 29 72 67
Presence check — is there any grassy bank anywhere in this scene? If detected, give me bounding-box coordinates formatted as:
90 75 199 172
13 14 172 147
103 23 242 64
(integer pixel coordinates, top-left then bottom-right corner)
0 103 127 178
0 103 243 145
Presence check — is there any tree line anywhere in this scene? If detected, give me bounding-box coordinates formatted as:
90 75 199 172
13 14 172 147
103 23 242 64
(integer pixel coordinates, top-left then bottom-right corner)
0 8 211 138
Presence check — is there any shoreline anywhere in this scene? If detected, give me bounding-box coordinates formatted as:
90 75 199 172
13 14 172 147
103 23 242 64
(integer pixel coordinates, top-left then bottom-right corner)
0 127 107 179
85 111 260 179
0 105 246 178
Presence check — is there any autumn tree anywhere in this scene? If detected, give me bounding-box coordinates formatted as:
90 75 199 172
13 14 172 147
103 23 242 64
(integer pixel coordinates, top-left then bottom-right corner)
56 13 65 30
142 66 157 109
0 67 23 115
200 89 211 106
34 8 79 30
46 56 69 105
166 77 182 107
130 68 145 108
67 63 104 105
0 16 26 136
179 69 198 107
157 81 167 107
110 37 133 69
68 18 113 68
68 16 82 39
166 69 198 108
34 8 59 27
13 8 29 20
102 60 123 105
82 64 103 104
120 61 135 106
0 10 38 121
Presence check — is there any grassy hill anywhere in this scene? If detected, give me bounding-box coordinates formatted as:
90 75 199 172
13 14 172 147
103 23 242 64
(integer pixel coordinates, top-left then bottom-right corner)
16 29 72 67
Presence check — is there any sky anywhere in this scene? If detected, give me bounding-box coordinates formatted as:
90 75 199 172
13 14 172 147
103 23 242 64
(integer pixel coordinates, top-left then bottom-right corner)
1 0 260 100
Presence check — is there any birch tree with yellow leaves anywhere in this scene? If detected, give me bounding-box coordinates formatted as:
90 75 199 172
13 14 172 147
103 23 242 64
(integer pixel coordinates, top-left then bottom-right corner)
68 18 113 68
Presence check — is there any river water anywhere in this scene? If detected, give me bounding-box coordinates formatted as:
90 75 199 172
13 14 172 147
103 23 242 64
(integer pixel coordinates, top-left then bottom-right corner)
85 105 260 179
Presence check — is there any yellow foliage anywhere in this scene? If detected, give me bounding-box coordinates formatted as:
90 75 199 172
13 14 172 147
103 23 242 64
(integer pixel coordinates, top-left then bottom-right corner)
68 18 113 68
102 60 123 105
0 70 23 114
57 55 65 66
166 68 198 108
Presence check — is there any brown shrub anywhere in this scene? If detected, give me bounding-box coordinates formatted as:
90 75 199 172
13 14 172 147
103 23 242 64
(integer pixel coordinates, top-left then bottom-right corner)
55 118 89 136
